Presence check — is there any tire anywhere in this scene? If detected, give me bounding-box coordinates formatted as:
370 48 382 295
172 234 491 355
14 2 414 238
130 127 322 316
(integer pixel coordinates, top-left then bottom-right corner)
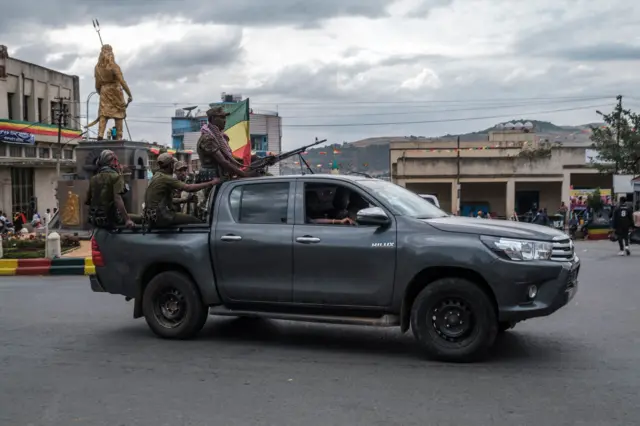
410 278 498 362
142 271 208 340
498 321 516 333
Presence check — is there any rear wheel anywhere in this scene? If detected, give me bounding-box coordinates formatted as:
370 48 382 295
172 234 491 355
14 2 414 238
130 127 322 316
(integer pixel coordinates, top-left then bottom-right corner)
142 271 208 339
410 278 497 362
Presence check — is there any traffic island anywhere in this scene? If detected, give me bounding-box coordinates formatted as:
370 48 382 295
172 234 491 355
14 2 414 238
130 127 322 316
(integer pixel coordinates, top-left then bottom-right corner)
0 257 94 276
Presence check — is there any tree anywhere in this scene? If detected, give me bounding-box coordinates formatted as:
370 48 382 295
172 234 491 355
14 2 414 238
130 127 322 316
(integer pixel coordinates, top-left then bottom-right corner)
590 97 640 175
586 188 604 212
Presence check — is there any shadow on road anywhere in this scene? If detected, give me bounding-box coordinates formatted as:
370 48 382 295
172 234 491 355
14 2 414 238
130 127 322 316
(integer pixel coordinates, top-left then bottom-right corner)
104 317 575 365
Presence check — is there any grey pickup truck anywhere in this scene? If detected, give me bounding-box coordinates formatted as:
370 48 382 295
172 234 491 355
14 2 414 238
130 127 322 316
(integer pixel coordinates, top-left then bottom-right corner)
90 174 579 362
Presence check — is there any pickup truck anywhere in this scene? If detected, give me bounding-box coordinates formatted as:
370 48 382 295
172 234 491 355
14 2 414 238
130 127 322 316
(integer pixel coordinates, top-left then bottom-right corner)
90 174 579 362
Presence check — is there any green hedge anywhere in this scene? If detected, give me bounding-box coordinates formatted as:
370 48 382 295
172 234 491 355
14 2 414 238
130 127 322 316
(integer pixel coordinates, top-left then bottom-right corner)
2 235 81 259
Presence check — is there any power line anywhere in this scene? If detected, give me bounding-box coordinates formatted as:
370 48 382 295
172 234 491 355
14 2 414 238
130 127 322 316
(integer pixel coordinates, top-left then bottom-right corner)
124 97 610 120
280 104 612 128
100 94 617 108
123 103 612 128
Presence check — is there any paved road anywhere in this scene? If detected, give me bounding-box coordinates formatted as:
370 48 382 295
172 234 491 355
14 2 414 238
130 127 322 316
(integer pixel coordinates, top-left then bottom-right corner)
1 241 638 426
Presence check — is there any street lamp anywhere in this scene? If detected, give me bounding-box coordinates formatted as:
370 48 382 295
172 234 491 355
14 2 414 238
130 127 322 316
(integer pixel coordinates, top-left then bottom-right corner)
86 91 98 140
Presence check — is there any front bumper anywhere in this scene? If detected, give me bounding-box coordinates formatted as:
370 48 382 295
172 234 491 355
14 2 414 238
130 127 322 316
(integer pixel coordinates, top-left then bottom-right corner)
494 256 580 322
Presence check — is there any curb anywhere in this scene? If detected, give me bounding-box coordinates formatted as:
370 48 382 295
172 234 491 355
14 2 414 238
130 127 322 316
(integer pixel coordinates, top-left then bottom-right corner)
0 257 94 276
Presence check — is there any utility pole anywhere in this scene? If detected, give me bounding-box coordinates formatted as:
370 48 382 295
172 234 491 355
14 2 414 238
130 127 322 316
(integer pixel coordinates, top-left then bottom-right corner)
615 95 623 175
54 96 70 177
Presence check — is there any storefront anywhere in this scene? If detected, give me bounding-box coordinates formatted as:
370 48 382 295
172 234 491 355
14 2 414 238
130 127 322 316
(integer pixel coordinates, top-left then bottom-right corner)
0 119 81 216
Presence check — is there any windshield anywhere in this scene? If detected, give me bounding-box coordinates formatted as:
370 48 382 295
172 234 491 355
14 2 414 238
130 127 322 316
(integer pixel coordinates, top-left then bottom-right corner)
359 180 449 218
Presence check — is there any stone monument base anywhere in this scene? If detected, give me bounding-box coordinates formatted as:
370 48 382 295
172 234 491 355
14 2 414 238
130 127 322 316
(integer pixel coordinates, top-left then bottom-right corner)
57 139 151 231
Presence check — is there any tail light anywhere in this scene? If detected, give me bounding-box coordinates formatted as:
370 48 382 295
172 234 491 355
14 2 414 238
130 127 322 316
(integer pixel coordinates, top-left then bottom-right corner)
91 237 105 267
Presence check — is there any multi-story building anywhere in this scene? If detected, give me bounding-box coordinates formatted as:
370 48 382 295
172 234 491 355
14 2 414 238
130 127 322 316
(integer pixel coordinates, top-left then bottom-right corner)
0 45 82 216
391 122 612 217
171 96 282 175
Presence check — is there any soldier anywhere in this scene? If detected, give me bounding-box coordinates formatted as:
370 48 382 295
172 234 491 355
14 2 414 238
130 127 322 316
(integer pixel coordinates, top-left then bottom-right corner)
172 161 194 213
85 149 137 229
144 153 218 228
196 106 258 184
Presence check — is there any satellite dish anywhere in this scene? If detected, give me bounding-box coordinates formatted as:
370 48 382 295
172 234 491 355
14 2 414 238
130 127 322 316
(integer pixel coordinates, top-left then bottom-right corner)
524 121 534 129
514 122 523 129
496 123 505 129
505 122 515 129
182 106 197 117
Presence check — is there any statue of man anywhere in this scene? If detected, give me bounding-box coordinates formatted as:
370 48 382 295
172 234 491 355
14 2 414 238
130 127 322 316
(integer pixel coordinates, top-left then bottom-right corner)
93 44 133 140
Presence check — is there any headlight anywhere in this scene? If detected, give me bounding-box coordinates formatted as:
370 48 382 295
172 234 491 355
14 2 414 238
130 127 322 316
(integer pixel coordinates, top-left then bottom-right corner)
481 236 552 261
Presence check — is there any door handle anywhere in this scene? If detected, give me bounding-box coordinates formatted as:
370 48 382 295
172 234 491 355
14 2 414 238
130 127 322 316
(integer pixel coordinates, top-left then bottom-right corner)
296 236 321 243
221 235 242 242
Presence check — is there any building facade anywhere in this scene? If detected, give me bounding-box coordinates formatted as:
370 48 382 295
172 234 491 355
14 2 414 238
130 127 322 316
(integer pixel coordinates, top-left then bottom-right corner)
171 105 283 175
0 45 82 216
391 124 612 217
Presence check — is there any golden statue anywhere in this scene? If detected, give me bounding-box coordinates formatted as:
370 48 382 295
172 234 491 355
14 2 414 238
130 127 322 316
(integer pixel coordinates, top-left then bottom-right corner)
62 191 80 226
86 44 133 140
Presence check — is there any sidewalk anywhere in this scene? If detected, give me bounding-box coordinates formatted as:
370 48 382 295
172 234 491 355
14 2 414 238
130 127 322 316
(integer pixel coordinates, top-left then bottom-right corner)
62 240 91 258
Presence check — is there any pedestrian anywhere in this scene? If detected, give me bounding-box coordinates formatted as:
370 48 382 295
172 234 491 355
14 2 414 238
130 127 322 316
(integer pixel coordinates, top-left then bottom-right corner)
611 196 633 256
43 208 51 226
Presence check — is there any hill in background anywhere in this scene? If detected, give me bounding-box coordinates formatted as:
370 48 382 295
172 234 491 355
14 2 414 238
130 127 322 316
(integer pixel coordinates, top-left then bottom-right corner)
281 120 598 176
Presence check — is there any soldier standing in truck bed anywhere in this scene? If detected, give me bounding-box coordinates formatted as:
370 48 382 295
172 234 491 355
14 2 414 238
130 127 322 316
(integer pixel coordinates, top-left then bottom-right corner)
86 150 139 229
144 153 218 228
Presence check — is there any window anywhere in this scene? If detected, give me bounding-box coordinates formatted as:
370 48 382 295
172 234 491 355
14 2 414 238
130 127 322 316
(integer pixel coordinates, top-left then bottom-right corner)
9 145 22 157
63 149 73 160
7 93 14 120
303 182 374 224
37 98 44 122
359 180 448 219
39 147 50 159
50 101 59 125
24 147 36 158
251 135 268 152
23 96 29 121
229 182 289 224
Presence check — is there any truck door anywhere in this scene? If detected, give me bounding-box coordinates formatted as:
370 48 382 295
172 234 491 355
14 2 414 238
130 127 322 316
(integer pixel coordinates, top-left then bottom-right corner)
292 179 397 307
213 180 294 303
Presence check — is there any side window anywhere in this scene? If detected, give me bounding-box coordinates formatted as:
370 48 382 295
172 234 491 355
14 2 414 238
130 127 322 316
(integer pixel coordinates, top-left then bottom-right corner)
303 182 375 224
229 182 289 224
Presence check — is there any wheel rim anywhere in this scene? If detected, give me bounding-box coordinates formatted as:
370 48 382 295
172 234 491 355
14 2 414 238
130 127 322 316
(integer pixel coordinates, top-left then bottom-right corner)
153 287 187 328
430 298 474 342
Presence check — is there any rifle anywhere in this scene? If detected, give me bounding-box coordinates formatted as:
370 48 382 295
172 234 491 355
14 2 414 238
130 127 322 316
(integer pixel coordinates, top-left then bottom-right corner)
249 138 328 175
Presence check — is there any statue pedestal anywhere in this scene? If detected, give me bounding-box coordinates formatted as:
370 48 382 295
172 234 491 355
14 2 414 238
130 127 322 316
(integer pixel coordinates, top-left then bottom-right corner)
57 140 151 231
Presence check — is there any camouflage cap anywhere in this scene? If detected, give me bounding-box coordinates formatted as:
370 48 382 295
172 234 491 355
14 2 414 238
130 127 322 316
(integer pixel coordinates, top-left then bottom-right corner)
206 106 230 118
97 149 117 167
174 161 188 171
157 152 176 167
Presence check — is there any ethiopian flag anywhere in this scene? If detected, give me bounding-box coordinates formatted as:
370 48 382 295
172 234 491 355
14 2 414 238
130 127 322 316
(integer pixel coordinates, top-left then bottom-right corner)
216 99 251 166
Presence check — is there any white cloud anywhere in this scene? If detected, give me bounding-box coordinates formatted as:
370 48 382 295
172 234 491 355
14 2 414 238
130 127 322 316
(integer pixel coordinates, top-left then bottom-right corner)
2 0 639 149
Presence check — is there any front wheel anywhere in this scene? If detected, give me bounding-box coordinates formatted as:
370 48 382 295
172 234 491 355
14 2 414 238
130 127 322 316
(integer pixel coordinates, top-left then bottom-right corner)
142 271 208 339
410 278 498 362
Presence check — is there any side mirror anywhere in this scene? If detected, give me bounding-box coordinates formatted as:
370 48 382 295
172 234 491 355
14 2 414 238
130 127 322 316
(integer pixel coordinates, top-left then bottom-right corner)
356 207 391 227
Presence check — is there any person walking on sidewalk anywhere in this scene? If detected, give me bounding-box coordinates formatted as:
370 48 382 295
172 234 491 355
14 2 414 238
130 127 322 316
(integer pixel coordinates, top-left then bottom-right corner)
612 196 633 256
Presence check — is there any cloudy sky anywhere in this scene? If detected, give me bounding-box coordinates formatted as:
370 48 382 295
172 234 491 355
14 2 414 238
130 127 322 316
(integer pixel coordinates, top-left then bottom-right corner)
2 0 639 149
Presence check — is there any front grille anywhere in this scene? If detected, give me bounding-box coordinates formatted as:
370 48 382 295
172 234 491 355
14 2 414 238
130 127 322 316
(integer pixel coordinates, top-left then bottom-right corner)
551 237 574 261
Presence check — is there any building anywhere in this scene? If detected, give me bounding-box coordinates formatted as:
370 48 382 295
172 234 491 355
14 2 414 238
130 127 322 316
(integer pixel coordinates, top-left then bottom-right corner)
391 122 612 217
171 96 282 175
0 45 82 216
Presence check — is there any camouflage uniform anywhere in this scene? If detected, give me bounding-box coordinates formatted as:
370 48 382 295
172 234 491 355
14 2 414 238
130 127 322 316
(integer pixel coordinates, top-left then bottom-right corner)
86 150 137 229
195 106 236 218
143 153 202 228
172 161 191 214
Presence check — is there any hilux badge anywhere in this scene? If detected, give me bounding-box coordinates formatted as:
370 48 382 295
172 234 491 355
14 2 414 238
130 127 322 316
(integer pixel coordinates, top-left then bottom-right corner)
372 242 395 247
